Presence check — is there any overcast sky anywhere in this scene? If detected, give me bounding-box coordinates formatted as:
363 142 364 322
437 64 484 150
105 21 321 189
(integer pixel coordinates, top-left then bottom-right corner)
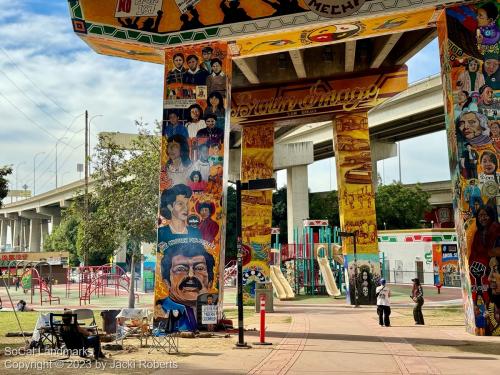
0 1 448 200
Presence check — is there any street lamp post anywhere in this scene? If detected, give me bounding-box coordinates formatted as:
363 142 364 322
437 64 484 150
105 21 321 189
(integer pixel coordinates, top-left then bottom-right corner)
235 177 276 349
55 137 68 189
15 161 26 191
88 114 103 174
33 152 45 196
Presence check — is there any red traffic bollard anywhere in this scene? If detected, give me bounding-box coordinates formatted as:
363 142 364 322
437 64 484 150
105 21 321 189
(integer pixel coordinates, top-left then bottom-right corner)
435 283 442 294
254 294 272 346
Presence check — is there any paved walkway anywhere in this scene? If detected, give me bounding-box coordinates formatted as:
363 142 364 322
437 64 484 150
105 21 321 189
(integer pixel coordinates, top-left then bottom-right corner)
255 302 499 375
166 300 499 374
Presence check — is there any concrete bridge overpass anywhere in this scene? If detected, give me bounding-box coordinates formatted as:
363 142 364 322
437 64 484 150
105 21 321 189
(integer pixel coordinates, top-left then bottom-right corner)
1 74 448 250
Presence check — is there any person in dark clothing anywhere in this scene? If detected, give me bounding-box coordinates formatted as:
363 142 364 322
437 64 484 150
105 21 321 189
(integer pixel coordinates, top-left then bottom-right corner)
220 0 251 23
411 278 425 325
180 6 204 31
141 10 163 33
118 17 139 29
61 311 104 360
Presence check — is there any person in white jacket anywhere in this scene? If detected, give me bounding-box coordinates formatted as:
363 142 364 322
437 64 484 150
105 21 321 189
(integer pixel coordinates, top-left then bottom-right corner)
376 278 391 327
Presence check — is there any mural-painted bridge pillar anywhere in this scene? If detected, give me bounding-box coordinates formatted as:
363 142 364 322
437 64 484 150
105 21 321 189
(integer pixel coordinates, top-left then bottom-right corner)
437 1 500 336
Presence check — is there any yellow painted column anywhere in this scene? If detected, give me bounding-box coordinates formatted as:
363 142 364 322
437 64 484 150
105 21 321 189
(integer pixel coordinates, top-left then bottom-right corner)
333 113 380 305
240 124 274 304
154 42 232 330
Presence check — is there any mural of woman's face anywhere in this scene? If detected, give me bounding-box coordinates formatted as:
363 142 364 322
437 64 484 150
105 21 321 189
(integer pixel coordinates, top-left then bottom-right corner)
167 141 181 160
468 60 479 72
209 95 220 107
190 107 200 121
192 174 200 182
481 154 496 174
477 8 490 27
481 87 493 104
458 91 467 103
459 112 482 139
477 209 492 228
490 122 500 137
484 59 499 76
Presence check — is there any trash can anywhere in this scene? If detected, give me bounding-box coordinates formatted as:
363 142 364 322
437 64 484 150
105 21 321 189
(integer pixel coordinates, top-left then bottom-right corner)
255 282 274 313
100 310 121 334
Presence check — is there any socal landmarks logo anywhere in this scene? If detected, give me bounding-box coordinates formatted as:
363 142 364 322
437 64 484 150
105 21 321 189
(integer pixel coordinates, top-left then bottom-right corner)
306 0 365 18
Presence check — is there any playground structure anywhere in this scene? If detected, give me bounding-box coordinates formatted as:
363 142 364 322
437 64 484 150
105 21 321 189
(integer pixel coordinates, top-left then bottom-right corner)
224 260 237 287
280 222 345 298
5 260 60 306
65 264 139 306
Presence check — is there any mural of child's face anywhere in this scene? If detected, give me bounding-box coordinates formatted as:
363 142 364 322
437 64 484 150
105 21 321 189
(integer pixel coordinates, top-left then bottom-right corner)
192 174 200 182
206 117 216 128
212 62 222 74
481 154 496 174
191 107 200 121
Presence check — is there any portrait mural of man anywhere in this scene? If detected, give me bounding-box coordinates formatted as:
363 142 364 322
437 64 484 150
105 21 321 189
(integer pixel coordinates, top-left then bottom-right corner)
155 41 231 331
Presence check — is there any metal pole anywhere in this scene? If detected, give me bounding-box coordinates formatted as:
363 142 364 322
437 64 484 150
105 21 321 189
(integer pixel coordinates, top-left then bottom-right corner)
397 142 402 183
84 110 89 266
33 152 44 196
235 180 250 348
353 231 359 307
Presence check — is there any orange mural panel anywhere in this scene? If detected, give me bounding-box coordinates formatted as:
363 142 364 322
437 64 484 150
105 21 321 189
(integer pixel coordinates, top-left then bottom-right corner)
231 67 408 125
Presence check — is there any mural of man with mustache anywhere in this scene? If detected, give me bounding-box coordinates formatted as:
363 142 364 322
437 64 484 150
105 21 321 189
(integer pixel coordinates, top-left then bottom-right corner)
158 241 215 332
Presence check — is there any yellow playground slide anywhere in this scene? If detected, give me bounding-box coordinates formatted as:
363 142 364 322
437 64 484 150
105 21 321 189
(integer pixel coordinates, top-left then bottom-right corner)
270 265 295 300
318 257 341 297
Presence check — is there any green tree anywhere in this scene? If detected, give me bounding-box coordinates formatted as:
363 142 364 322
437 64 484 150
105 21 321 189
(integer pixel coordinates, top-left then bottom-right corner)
75 121 160 266
309 190 340 228
375 182 431 229
0 166 13 208
272 187 288 243
44 205 81 265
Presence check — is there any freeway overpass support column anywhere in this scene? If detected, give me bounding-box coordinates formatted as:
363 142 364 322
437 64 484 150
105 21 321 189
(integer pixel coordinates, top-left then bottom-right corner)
437 7 500 336
0 220 7 250
332 114 380 306
13 219 21 251
29 218 42 252
286 165 309 245
22 219 29 251
41 220 49 250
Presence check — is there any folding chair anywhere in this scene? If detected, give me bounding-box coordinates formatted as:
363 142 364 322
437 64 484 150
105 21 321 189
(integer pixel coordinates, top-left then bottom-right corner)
73 308 98 334
148 317 179 354
48 313 92 363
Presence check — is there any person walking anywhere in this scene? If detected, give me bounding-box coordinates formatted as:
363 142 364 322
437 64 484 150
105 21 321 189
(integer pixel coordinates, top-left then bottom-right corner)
376 278 391 327
411 278 425 325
